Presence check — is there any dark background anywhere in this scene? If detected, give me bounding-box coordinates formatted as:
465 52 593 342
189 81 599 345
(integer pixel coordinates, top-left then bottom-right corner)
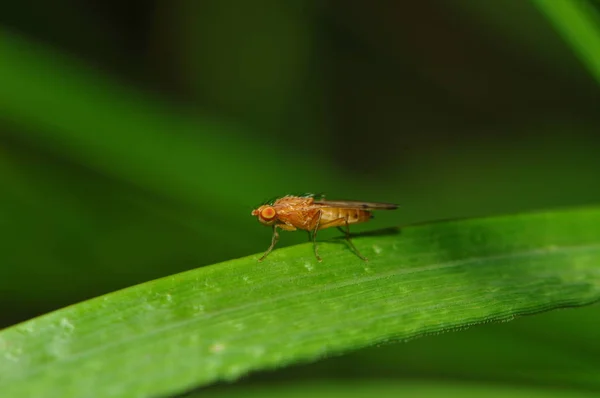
1 2 600 389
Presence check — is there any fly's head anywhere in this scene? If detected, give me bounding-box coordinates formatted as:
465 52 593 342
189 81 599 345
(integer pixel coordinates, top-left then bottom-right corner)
251 205 278 226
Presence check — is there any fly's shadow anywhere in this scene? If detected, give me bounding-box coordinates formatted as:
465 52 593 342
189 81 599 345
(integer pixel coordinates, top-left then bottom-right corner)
331 226 401 240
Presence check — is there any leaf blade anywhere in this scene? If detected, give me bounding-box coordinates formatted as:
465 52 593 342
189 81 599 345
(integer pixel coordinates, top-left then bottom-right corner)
1 206 600 397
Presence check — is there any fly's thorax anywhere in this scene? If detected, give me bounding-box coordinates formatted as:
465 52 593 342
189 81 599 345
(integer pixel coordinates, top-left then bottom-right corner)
275 206 320 230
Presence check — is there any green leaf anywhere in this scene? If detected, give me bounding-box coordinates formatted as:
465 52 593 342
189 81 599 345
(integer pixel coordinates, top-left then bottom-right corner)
1 206 600 397
195 380 600 398
0 29 340 217
533 0 600 85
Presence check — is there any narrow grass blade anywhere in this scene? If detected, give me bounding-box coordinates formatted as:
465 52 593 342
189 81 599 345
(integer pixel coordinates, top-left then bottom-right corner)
1 206 599 397
198 380 600 398
533 0 600 84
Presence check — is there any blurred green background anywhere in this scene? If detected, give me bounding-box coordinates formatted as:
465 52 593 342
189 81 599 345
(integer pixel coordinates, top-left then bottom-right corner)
2 0 600 394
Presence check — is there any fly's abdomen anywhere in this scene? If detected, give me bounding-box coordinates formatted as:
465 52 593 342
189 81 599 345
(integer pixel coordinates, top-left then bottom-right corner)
320 207 372 226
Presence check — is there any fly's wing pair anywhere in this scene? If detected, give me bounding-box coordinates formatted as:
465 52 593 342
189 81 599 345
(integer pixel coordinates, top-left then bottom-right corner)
313 199 398 210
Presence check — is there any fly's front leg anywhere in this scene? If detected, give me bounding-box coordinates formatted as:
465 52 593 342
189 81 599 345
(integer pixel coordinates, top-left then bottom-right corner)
259 225 280 262
310 210 323 262
337 217 368 262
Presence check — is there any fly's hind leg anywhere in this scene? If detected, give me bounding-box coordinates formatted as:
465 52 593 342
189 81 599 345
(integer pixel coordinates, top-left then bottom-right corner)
309 210 323 262
337 217 368 262
259 225 280 262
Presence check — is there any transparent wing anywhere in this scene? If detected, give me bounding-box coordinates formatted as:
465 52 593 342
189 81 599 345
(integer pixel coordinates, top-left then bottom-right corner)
313 200 398 210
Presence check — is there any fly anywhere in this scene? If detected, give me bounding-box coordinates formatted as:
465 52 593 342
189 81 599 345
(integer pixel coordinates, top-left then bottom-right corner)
251 193 398 262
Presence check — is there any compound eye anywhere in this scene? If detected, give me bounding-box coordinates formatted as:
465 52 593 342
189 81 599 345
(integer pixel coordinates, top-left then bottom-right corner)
260 206 276 221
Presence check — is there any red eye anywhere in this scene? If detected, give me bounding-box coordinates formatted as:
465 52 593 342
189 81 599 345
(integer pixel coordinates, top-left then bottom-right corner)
260 206 276 221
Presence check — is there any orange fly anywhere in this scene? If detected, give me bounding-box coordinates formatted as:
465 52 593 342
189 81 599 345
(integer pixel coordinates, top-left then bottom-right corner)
251 193 398 262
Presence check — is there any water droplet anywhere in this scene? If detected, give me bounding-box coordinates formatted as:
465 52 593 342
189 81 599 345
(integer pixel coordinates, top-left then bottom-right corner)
209 342 226 354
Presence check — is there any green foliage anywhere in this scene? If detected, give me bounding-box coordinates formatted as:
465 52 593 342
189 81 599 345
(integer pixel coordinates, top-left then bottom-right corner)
1 207 599 397
533 0 600 85
2 0 600 397
199 381 600 398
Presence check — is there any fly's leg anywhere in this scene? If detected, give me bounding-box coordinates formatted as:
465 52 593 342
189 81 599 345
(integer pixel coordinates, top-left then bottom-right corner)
259 225 280 262
310 210 323 262
337 217 368 261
